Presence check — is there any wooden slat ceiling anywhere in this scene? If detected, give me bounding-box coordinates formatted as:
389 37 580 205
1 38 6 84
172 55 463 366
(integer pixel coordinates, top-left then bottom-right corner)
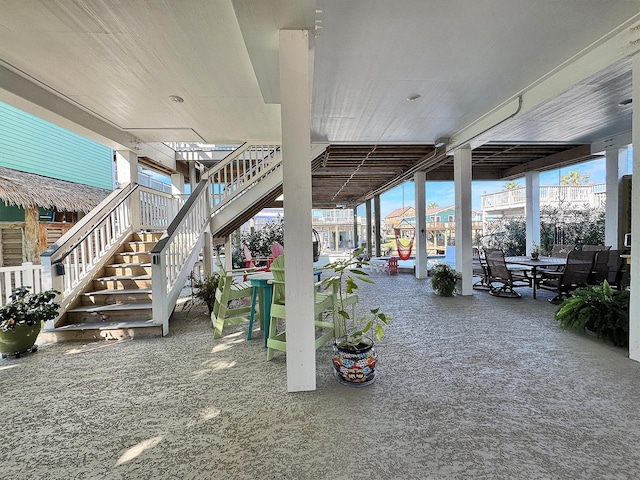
311 143 598 208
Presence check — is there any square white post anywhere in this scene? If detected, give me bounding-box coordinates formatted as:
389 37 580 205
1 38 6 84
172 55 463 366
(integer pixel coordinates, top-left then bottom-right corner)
366 199 373 257
605 147 626 248
454 147 473 295
374 195 382 257
414 172 428 278
630 54 640 362
280 30 316 392
525 171 541 254
115 150 138 188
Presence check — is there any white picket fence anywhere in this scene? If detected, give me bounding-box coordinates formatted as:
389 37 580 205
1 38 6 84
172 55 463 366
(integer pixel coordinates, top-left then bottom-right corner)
0 262 43 305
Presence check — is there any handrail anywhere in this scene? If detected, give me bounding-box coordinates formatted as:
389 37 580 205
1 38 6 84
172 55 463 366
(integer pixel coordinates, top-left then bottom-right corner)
42 185 138 264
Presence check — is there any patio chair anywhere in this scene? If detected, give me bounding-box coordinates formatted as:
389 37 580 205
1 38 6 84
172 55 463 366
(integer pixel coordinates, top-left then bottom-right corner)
537 249 596 304
211 257 254 338
589 249 610 284
550 244 575 258
472 248 491 291
605 249 628 290
484 248 533 298
266 255 336 360
386 256 399 275
582 245 611 252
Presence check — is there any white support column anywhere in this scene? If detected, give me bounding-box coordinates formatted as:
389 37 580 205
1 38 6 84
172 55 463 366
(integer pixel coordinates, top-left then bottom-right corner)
605 147 627 248
525 171 541 255
115 150 139 188
366 199 373 257
280 29 315 392
630 53 640 362
171 173 184 195
224 236 233 271
374 195 382 257
189 161 197 192
454 147 473 295
414 172 428 278
353 207 359 248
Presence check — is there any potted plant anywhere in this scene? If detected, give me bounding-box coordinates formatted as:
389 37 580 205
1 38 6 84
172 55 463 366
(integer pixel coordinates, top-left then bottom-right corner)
320 247 392 387
555 280 629 347
0 287 60 358
530 241 540 260
431 263 462 296
185 272 220 315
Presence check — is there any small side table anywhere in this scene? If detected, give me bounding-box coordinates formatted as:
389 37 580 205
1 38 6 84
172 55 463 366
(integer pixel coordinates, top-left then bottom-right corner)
247 272 274 346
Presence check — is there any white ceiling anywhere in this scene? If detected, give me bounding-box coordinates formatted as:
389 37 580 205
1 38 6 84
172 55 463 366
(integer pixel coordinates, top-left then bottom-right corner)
0 1 639 157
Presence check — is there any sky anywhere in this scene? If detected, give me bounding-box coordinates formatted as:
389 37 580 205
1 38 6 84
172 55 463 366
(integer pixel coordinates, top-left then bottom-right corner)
368 151 634 218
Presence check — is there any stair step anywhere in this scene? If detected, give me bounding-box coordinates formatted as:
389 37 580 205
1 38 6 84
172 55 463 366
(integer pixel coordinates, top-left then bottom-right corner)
123 241 157 253
66 302 153 324
113 252 151 263
41 320 162 341
132 231 164 242
93 275 152 290
81 288 152 305
104 263 152 276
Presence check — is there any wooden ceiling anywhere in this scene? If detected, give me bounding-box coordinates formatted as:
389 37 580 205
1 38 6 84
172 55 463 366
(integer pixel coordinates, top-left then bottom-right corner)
310 143 598 208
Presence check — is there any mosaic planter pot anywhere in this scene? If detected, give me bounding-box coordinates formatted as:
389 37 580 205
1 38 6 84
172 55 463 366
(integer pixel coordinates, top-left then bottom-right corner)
0 321 41 358
332 337 377 387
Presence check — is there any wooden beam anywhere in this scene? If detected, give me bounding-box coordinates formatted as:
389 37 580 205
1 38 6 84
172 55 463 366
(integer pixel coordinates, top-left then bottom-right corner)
501 144 592 178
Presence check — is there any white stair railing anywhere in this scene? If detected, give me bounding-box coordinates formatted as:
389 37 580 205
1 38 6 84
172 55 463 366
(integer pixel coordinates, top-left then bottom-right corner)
151 143 282 335
41 185 176 323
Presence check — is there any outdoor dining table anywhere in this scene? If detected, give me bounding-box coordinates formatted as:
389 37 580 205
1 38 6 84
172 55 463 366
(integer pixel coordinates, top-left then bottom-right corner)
504 256 567 299
247 269 323 347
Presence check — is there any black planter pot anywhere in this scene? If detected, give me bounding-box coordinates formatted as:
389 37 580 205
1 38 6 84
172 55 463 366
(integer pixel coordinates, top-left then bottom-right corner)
332 337 377 387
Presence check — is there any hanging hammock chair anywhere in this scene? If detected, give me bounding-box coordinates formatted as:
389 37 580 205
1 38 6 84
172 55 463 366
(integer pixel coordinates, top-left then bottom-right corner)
394 221 415 261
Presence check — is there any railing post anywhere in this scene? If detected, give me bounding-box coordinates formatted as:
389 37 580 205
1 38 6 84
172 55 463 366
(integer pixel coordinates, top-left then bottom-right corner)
151 252 169 336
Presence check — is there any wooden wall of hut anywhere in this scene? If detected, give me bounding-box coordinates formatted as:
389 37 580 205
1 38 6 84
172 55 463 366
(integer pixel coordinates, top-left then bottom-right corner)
0 207 73 266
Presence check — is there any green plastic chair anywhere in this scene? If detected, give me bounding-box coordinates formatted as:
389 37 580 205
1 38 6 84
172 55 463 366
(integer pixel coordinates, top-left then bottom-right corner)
211 257 254 338
266 255 335 360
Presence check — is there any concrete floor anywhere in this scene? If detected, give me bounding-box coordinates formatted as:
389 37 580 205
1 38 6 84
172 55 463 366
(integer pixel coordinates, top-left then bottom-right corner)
2 270 640 479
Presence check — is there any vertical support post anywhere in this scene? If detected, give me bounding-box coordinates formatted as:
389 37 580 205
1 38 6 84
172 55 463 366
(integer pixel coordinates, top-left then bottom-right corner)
366 199 373 258
170 172 185 224
189 161 197 193
115 150 139 187
414 172 428 278
629 53 640 362
280 29 315 392
374 195 382 257
525 171 541 254
353 207 359 249
454 147 473 295
605 147 626 248
151 252 169 336
224 235 233 271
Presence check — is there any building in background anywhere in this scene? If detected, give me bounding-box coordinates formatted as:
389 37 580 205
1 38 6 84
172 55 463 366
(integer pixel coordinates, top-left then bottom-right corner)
0 101 113 265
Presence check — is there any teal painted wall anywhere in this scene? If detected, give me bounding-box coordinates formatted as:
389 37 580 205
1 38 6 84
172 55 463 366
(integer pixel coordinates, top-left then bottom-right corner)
0 201 24 222
0 101 113 189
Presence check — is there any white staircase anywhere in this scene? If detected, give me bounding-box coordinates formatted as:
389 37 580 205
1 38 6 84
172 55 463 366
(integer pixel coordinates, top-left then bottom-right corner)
41 144 283 341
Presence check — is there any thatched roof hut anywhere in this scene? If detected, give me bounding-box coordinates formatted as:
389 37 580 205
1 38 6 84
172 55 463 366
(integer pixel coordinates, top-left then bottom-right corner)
0 167 111 212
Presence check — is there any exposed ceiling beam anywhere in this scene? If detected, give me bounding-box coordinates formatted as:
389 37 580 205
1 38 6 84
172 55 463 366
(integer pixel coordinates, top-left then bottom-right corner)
501 144 593 178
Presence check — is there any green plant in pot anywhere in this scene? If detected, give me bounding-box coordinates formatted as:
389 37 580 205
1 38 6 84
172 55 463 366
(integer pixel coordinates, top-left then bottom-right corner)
555 280 629 347
0 287 60 358
320 247 392 387
185 272 220 315
431 263 462 296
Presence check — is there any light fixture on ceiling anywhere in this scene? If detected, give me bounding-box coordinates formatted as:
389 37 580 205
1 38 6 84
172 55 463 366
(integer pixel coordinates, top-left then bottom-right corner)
618 98 632 106
406 93 421 102
169 95 184 103
434 137 450 148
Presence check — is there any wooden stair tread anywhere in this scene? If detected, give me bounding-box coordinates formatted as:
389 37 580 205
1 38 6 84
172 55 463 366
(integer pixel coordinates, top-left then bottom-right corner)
107 262 152 267
84 288 152 296
95 274 152 281
44 319 160 331
69 302 152 313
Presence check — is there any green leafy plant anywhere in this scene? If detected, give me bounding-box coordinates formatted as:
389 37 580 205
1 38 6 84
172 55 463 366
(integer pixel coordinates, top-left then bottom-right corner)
0 287 60 332
555 281 629 347
431 263 462 296
320 247 391 349
185 272 220 315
